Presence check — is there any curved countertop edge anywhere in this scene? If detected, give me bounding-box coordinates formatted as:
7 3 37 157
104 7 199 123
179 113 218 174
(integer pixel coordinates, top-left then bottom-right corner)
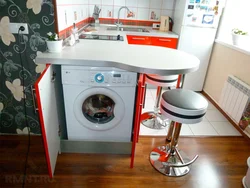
38 58 199 76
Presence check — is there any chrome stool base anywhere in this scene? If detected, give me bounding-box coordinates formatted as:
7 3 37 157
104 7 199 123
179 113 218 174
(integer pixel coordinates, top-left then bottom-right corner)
149 145 196 177
141 112 168 129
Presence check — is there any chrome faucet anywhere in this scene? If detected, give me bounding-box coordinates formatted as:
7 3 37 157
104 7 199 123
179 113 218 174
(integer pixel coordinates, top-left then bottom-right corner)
116 6 132 29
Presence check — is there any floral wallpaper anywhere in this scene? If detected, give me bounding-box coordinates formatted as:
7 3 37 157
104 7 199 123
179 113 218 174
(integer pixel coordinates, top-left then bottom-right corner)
0 0 55 134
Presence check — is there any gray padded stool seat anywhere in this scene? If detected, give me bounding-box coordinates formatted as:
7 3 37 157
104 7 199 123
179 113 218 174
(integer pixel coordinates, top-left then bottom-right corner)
149 89 208 177
141 74 178 129
160 89 208 124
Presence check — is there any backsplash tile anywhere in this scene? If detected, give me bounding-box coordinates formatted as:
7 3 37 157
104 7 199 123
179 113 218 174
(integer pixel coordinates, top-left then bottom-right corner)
162 0 175 9
114 0 126 6
102 0 114 5
126 0 138 7
137 8 149 20
90 0 102 5
113 6 125 19
138 0 150 8
57 0 175 32
150 0 163 9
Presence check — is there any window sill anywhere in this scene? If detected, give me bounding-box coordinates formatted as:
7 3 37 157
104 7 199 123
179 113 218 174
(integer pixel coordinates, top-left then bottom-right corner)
215 39 250 56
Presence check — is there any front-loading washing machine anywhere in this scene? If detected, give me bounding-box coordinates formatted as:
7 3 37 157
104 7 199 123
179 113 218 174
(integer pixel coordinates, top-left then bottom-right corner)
61 65 137 142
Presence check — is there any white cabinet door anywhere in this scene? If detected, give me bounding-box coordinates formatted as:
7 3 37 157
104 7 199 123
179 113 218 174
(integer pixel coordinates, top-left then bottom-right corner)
35 65 60 178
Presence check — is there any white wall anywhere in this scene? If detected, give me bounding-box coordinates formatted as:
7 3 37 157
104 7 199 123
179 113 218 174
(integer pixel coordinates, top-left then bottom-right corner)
216 0 250 42
56 0 176 31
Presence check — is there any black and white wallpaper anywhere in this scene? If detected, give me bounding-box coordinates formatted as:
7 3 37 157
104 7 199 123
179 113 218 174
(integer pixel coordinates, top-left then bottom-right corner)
0 0 55 134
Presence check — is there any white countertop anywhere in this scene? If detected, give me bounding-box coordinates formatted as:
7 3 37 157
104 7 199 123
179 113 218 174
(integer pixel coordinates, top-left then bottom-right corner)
36 25 199 75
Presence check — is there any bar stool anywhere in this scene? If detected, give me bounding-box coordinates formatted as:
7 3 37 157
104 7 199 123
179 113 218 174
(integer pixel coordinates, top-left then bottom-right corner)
149 89 208 177
141 74 178 129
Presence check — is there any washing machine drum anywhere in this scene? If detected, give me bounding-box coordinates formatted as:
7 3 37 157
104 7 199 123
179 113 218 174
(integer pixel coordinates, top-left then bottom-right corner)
73 87 125 131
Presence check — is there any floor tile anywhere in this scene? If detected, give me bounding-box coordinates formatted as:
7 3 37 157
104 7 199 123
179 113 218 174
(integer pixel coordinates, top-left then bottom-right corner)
139 94 241 137
202 116 209 122
180 124 194 136
210 122 241 136
141 107 153 114
189 122 219 136
143 97 155 110
149 89 157 100
205 109 228 122
139 124 168 136
207 100 217 110
145 89 153 98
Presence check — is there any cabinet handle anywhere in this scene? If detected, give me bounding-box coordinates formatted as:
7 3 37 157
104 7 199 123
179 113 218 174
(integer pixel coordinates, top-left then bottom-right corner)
159 38 171 42
31 85 38 114
132 37 146 40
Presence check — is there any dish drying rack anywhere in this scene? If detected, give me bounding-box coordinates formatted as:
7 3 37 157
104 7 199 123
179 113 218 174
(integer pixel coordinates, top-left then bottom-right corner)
93 5 101 24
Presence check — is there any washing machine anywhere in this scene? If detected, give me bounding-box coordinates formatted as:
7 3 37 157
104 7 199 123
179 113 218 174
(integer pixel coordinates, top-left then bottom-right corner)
61 65 137 142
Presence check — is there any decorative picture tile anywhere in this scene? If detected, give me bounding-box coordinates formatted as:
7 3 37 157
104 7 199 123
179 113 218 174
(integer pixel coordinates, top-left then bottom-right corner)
137 8 149 20
138 0 150 8
125 7 137 19
101 5 113 18
149 9 161 20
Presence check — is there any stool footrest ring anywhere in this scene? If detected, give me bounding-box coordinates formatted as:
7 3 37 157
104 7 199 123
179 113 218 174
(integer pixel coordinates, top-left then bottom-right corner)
149 145 198 177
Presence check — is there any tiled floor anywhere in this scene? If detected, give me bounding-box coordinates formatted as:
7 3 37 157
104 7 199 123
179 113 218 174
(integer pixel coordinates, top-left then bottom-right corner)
139 89 241 136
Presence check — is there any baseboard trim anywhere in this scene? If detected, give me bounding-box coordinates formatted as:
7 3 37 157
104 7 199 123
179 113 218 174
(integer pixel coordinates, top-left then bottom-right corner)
202 90 250 142
60 140 132 154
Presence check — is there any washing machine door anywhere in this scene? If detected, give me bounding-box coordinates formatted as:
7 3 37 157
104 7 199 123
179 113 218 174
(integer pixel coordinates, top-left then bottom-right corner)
74 87 125 131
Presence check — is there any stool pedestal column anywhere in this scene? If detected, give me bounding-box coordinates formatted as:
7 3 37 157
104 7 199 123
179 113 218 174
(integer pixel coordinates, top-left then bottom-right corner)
141 86 168 129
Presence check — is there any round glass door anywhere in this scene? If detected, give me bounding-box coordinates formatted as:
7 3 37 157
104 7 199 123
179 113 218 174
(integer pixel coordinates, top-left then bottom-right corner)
74 87 125 131
82 94 115 124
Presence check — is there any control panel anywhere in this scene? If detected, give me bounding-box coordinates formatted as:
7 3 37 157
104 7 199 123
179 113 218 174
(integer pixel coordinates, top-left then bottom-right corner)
61 67 137 86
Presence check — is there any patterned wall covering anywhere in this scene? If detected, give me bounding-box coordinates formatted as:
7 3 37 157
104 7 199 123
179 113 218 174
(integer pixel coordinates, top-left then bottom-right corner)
0 0 55 134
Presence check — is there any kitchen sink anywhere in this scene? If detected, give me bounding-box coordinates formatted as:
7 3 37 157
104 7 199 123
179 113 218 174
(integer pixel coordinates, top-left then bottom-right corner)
107 27 149 32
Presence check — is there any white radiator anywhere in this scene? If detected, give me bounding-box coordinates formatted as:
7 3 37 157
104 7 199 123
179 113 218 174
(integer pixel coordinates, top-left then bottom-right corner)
219 75 250 123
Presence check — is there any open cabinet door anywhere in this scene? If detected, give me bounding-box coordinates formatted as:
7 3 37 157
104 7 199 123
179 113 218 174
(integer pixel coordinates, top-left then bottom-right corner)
130 74 145 168
34 65 60 178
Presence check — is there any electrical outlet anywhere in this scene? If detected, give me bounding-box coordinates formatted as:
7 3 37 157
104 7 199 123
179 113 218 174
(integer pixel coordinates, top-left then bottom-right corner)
152 23 160 29
9 23 29 34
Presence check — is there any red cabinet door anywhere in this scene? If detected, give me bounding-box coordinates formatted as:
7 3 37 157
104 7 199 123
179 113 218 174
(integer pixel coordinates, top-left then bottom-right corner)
151 37 178 49
127 35 151 45
130 74 146 168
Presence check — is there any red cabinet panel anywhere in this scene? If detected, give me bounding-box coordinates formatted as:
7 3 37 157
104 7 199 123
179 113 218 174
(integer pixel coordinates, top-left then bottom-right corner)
130 74 145 168
151 37 178 49
127 35 178 49
127 35 151 45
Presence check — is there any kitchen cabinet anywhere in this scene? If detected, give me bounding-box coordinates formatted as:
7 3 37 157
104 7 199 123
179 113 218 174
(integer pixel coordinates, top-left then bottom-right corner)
151 37 178 49
35 65 60 178
130 74 146 168
127 35 151 45
34 64 143 177
127 35 178 49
